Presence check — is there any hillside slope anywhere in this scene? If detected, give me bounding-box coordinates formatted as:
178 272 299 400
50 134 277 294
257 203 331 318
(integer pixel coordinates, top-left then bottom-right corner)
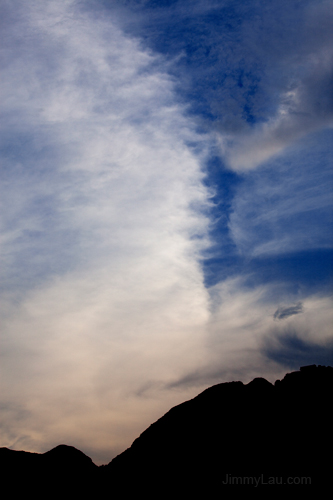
1 365 331 495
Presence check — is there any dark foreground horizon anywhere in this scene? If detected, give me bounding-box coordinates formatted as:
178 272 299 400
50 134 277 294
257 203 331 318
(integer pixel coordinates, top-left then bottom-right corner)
2 364 332 495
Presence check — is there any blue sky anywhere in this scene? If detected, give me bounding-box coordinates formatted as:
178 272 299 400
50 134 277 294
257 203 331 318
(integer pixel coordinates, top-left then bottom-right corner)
1 0 332 464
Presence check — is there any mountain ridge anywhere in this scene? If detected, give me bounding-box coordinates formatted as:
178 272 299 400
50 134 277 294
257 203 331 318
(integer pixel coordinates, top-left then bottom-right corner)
1 364 332 494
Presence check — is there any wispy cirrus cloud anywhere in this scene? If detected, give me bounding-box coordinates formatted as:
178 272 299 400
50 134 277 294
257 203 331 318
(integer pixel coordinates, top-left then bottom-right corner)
273 302 303 320
209 0 333 170
0 0 212 463
1 0 332 466
227 130 333 259
168 278 333 389
116 0 333 170
223 49 333 171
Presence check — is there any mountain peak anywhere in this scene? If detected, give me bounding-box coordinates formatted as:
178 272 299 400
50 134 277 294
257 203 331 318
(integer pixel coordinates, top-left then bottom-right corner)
2 365 332 494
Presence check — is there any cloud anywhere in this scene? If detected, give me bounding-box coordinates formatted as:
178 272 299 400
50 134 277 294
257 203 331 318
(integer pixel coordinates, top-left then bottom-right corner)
218 0 333 170
263 333 333 370
273 302 303 320
167 278 333 389
0 0 212 462
227 130 333 258
121 0 333 171
1 0 332 466
223 60 333 171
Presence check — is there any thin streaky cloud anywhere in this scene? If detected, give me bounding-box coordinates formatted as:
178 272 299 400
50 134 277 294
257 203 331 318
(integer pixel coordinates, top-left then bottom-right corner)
1 0 332 464
0 0 212 461
273 302 303 320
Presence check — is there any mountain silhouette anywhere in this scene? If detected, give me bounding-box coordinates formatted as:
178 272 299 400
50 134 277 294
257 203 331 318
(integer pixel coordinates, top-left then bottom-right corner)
1 444 98 495
1 365 332 495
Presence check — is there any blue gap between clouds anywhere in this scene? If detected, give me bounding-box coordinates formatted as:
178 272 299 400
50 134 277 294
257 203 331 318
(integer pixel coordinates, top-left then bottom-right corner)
201 155 333 292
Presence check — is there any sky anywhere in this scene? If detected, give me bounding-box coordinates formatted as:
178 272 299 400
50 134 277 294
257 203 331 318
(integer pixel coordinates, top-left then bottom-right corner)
1 0 332 464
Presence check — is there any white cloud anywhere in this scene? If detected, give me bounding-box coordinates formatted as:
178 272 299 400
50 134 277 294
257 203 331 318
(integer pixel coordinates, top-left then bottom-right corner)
216 0 333 171
0 0 212 462
226 128 333 258
1 0 332 465
168 277 333 389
